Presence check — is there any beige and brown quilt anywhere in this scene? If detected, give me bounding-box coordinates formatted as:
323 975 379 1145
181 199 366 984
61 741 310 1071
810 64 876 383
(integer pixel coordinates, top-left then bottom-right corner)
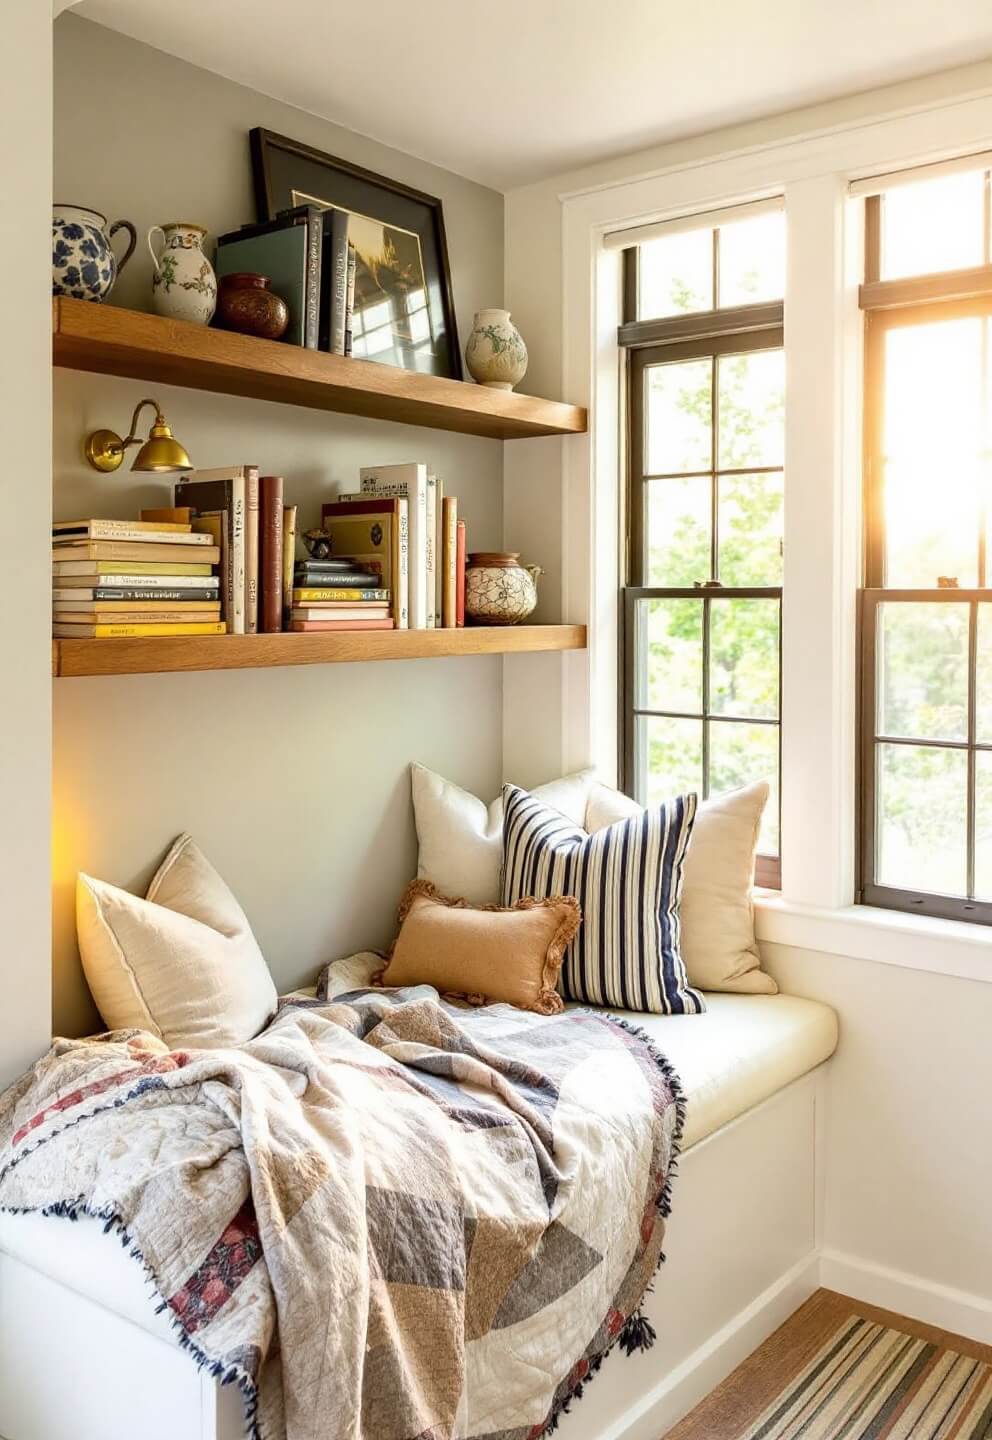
0 954 684 1440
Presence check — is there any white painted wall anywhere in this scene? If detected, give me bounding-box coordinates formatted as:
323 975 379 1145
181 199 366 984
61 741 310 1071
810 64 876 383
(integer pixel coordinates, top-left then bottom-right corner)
52 15 509 1036
0 4 53 1087
764 941 992 1322
503 62 992 1322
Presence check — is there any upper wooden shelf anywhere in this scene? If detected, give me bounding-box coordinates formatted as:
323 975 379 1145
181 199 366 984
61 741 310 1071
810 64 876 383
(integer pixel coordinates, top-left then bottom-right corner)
52 624 587 678
52 298 587 441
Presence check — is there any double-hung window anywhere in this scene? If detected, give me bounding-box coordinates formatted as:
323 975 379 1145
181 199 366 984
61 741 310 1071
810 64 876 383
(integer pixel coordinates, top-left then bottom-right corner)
859 160 992 921
618 200 785 887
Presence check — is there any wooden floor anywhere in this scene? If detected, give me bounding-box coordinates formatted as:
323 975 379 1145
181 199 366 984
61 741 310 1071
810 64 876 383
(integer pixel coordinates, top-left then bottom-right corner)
663 1289 992 1440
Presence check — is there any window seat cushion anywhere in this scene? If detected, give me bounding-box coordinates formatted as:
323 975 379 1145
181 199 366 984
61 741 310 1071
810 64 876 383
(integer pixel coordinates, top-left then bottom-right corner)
594 991 838 1149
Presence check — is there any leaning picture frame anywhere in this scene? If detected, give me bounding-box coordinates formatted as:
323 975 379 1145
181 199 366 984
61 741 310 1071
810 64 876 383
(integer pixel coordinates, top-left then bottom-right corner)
250 127 461 379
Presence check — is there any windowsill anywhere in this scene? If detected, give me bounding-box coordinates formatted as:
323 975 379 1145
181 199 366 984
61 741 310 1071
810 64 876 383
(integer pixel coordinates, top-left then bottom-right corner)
753 892 992 985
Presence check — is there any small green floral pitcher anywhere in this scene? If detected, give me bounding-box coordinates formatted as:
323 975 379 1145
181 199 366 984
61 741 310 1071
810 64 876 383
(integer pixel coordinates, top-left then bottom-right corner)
148 222 217 326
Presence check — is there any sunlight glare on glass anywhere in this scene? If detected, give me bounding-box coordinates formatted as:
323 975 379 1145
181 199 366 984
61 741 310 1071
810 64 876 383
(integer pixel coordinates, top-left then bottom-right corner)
877 743 967 895
636 597 703 713
365 300 392 329
639 228 713 319
718 211 786 306
882 319 983 586
646 477 711 585
881 170 986 280
408 305 431 343
717 349 785 470
640 715 703 804
646 358 712 474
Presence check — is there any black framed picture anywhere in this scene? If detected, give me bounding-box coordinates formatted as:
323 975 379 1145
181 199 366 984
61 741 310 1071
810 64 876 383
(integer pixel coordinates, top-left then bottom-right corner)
250 128 461 379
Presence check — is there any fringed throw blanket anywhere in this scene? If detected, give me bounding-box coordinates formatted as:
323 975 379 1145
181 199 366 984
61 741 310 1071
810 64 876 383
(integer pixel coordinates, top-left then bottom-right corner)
0 955 684 1440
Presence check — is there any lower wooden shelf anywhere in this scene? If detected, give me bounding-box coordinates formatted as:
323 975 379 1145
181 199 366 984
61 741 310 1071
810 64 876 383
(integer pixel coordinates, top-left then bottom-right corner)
51 624 586 678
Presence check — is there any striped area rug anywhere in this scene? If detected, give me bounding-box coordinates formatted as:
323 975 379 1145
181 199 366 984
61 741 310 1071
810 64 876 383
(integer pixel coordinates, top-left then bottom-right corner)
742 1314 992 1439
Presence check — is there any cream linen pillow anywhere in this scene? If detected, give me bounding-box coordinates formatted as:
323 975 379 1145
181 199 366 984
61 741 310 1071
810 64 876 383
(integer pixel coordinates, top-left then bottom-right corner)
76 833 278 1049
585 781 777 995
411 763 595 905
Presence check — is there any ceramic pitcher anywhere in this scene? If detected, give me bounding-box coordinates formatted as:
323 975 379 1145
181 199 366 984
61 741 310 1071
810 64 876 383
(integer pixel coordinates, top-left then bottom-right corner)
52 204 136 302
148 222 217 326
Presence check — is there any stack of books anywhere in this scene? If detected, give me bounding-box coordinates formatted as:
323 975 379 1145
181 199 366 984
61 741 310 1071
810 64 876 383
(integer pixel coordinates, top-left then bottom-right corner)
290 555 394 632
52 519 223 638
322 463 467 630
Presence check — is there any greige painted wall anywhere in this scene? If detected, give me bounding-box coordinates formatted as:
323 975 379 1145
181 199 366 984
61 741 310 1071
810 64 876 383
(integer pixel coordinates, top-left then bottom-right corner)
53 14 506 1035
0 3 53 1087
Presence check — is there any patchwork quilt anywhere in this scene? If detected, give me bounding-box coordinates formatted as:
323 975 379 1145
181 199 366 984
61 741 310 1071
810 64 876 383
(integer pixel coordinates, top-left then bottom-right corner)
0 954 684 1440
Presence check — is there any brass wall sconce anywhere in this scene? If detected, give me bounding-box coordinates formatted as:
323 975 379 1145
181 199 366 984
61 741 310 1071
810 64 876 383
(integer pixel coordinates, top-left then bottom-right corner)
84 398 193 474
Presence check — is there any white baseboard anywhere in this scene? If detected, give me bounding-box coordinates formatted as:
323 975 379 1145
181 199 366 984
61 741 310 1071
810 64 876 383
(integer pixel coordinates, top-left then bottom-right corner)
603 1252 820 1440
820 1249 992 1345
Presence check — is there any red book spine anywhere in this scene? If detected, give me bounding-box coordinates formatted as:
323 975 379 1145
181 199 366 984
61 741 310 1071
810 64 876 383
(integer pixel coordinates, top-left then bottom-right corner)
455 520 466 627
259 475 284 633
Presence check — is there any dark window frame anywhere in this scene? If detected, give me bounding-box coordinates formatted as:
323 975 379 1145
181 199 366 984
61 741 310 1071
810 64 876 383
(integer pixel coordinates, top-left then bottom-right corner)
858 189 992 923
620 244 784 889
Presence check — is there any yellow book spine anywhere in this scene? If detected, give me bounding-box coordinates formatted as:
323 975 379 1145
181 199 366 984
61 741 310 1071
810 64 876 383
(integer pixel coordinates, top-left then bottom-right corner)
55 622 227 638
293 587 388 602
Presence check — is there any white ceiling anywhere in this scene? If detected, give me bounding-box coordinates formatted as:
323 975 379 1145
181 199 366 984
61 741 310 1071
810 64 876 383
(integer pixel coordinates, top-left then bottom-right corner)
76 0 992 190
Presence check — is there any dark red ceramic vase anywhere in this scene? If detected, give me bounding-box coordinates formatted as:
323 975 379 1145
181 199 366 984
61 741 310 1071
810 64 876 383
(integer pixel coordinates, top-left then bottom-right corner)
216 272 290 340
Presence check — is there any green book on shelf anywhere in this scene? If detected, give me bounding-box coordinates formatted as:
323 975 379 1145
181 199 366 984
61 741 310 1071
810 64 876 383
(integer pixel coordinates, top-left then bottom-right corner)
215 224 311 348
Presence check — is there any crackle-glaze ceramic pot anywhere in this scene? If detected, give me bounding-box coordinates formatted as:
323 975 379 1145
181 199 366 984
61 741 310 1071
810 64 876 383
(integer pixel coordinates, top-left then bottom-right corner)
464 552 543 625
52 205 137 302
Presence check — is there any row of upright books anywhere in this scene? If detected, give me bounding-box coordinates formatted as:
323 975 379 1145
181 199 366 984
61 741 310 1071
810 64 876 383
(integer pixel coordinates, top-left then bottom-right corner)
323 462 466 630
216 204 356 357
53 461 469 639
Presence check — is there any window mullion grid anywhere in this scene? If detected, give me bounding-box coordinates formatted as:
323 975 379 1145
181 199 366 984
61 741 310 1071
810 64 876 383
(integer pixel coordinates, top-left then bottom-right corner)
712 226 720 312
862 590 985 917
968 598 978 902
702 594 711 801
981 315 989 588
710 356 719 583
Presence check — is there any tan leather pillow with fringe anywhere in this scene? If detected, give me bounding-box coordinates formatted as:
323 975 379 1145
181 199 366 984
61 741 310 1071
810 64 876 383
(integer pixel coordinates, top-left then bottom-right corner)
376 879 580 1015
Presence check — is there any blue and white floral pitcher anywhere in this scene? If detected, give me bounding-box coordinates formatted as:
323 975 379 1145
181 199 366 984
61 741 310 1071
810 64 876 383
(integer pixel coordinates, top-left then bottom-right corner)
52 204 137 302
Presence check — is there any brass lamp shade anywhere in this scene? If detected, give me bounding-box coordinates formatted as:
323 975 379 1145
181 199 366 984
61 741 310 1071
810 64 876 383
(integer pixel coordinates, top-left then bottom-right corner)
132 419 192 473
84 399 193 474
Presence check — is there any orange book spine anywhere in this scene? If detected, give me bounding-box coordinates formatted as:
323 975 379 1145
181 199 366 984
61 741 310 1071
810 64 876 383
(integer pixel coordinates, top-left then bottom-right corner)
455 520 466 627
441 497 458 628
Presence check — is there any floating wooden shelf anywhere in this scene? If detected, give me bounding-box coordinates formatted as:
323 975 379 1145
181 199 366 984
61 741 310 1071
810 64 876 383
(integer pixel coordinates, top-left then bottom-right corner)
51 625 587 678
52 298 587 441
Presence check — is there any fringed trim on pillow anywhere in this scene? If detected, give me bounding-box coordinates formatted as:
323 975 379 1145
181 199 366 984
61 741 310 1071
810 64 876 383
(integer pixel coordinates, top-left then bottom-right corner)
373 879 580 1015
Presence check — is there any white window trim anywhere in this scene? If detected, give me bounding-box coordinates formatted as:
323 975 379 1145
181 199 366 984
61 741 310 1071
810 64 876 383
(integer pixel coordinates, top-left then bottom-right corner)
754 895 992 985
557 87 992 972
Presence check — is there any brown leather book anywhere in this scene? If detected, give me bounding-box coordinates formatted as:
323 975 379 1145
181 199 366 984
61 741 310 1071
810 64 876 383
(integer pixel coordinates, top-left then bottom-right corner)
259 476 285 633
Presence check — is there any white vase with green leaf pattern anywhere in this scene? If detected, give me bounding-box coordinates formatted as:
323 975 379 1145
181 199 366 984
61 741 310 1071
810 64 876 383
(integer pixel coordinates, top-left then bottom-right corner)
148 222 217 326
465 308 528 391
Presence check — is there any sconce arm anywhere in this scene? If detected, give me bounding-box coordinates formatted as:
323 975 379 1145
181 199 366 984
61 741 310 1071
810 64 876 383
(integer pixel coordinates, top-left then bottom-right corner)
120 398 165 450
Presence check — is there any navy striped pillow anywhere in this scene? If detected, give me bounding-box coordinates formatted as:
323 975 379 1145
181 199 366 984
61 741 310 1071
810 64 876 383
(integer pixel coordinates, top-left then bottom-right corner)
500 784 703 1015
